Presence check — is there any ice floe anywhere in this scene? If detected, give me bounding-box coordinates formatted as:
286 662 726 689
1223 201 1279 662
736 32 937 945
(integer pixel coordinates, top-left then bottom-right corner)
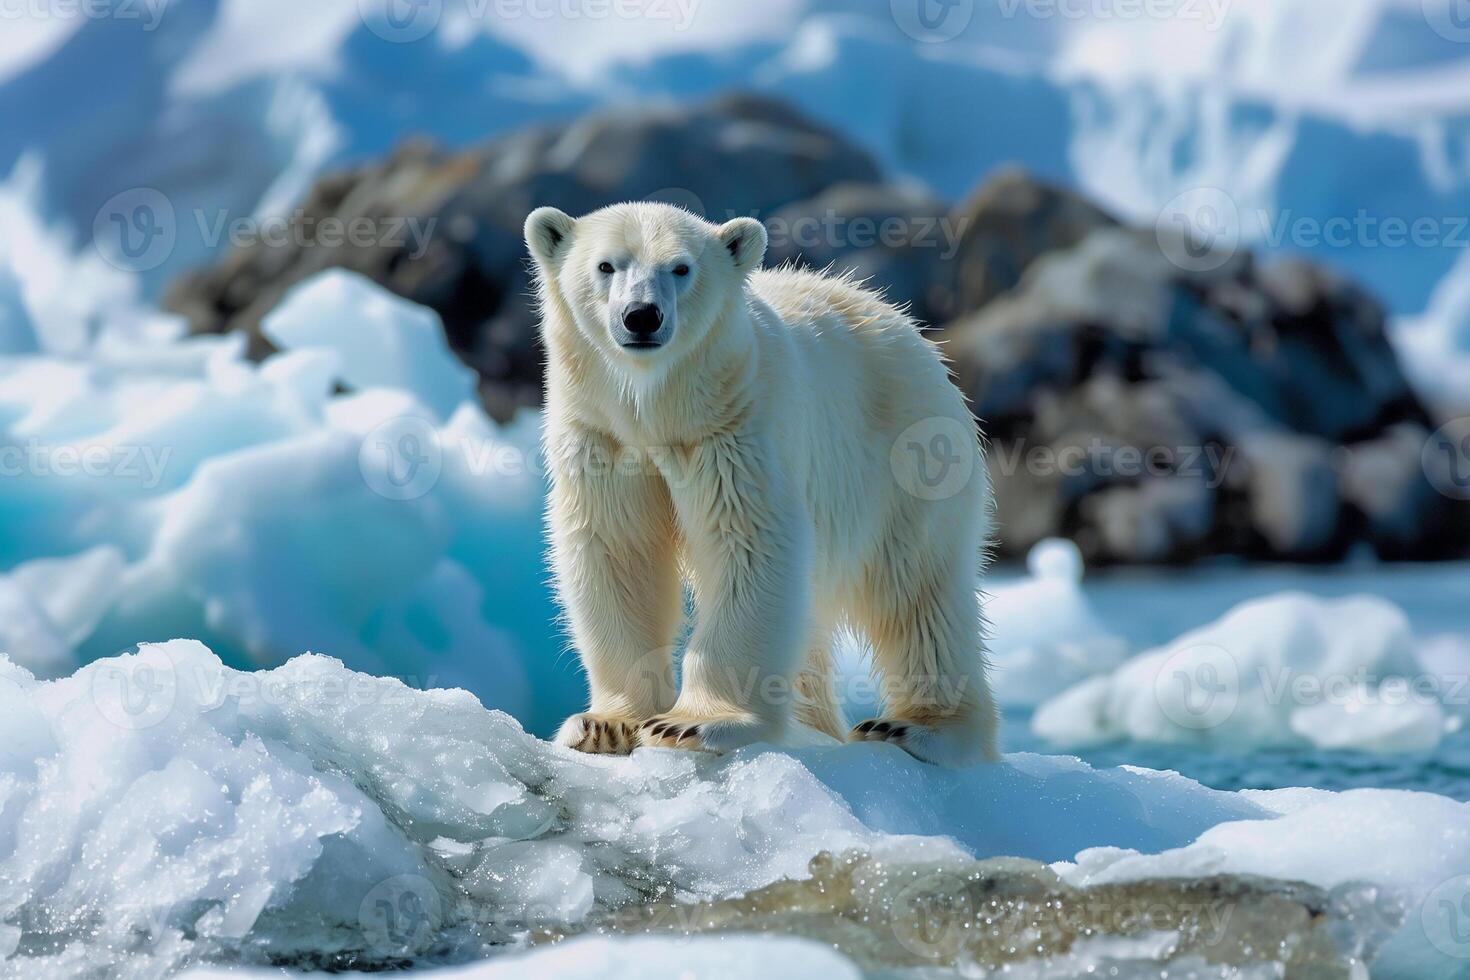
4 641 1468 978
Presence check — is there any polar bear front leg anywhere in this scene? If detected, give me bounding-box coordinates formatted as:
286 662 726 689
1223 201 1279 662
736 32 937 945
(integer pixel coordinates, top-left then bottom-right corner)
548 426 683 755
642 429 810 752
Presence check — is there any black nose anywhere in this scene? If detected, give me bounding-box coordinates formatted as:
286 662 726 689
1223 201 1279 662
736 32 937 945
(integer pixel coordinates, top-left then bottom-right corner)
622 302 663 338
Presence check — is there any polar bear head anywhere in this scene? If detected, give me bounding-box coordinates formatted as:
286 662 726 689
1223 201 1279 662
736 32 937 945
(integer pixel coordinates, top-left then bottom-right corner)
524 202 767 367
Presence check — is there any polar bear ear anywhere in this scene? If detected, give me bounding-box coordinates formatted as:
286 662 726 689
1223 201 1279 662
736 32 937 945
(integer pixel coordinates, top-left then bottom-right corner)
715 217 767 277
524 207 577 269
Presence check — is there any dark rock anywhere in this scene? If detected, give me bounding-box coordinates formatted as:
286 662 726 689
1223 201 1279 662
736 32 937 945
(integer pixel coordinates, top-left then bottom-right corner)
938 226 1469 564
165 94 884 421
165 94 1468 564
763 182 960 328
948 167 1118 315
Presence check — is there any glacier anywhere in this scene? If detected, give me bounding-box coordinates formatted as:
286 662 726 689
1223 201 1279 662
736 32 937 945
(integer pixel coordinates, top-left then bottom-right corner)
4 0 1470 400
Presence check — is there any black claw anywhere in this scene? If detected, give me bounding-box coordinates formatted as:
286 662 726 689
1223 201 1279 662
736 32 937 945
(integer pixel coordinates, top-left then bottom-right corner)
679 726 700 741
871 721 892 734
651 723 670 737
855 720 876 734
890 726 909 739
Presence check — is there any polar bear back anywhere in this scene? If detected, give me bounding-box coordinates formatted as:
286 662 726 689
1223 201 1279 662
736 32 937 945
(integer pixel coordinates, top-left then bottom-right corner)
743 265 985 578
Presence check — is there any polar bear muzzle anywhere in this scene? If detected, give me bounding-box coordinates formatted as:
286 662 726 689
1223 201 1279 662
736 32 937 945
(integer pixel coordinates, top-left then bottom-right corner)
621 302 665 348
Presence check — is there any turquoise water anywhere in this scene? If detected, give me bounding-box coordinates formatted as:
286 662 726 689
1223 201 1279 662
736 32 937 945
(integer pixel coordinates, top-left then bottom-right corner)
994 560 1470 800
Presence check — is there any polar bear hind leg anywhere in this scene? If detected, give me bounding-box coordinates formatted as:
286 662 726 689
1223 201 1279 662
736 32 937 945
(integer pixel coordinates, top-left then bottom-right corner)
848 526 999 767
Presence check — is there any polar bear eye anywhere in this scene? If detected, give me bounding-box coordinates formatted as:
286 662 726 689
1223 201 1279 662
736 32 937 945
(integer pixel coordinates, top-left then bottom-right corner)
597 261 614 275
673 264 690 277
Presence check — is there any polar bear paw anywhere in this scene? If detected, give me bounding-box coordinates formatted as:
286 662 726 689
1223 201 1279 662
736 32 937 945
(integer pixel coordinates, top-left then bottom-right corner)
639 715 706 750
849 718 912 746
556 713 642 755
637 714 769 753
848 717 991 768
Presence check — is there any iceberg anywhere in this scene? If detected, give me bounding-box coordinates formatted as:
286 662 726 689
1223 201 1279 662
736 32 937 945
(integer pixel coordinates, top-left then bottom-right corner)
0 267 586 737
1033 593 1456 754
262 269 478 422
986 538 1128 708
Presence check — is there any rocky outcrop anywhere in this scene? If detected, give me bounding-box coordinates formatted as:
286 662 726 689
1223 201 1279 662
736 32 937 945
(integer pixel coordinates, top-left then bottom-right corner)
167 95 1469 564
763 182 960 328
948 166 1118 312
938 228 1465 563
165 94 884 420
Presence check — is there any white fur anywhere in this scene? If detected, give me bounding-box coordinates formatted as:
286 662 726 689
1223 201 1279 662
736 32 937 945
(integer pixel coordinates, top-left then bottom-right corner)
526 202 998 767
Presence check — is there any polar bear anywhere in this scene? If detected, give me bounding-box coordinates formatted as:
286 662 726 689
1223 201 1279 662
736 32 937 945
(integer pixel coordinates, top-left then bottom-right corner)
525 202 998 767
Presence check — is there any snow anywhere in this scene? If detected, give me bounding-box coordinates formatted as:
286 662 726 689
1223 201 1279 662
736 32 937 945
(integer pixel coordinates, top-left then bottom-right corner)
1032 592 1458 754
0 157 146 355
183 935 865 980
1 639 1466 978
1393 247 1470 415
262 270 478 422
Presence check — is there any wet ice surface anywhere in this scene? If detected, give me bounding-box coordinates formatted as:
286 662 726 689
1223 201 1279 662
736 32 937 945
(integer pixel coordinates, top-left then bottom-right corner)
552 849 1398 978
6 641 1470 979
